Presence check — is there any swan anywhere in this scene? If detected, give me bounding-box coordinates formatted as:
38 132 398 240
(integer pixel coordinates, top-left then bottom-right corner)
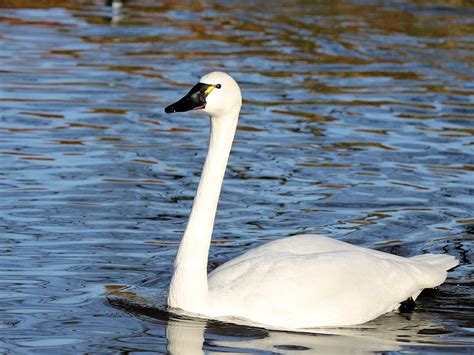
163 71 458 329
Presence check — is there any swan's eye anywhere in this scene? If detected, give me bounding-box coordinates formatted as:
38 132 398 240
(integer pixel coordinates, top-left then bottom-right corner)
216 84 222 89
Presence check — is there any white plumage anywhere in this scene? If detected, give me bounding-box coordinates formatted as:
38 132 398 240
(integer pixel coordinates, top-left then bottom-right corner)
164 71 458 329
208 234 457 328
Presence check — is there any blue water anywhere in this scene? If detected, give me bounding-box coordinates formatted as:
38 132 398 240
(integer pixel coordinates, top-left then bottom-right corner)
1 0 473 353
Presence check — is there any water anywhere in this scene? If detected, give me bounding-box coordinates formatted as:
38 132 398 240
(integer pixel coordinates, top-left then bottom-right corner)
1 0 473 352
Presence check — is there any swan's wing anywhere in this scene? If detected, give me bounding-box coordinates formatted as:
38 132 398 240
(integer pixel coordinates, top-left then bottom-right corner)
210 234 353 275
210 234 401 277
210 234 455 277
208 248 448 328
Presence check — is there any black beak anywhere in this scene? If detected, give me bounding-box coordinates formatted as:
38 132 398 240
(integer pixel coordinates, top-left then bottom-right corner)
165 83 214 114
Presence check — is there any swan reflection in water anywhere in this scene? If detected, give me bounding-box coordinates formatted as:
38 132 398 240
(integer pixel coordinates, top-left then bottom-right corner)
108 295 456 354
166 316 403 354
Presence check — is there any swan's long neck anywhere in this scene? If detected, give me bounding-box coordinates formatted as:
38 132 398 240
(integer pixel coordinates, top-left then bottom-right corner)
168 107 239 313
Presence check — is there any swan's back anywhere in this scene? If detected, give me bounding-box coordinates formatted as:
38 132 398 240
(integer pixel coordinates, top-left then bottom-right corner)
207 234 457 328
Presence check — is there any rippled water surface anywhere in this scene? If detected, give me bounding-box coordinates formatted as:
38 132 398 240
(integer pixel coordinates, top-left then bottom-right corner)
1 0 473 353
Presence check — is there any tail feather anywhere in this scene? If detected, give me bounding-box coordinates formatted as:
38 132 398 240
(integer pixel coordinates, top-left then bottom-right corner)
410 253 459 271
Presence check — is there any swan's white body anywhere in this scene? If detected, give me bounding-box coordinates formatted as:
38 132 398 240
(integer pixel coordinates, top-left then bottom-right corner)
165 72 458 329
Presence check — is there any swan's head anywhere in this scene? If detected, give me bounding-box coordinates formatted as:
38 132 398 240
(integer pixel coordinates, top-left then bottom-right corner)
165 71 241 118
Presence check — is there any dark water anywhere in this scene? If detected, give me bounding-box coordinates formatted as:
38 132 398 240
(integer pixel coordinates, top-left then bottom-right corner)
1 0 473 353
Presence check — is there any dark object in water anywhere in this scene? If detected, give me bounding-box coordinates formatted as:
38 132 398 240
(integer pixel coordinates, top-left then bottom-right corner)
399 297 416 313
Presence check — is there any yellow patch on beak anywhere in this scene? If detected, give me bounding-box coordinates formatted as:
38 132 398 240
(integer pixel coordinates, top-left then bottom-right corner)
204 85 215 95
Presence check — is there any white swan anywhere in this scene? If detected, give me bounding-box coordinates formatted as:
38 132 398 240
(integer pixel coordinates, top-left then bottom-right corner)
164 71 458 329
